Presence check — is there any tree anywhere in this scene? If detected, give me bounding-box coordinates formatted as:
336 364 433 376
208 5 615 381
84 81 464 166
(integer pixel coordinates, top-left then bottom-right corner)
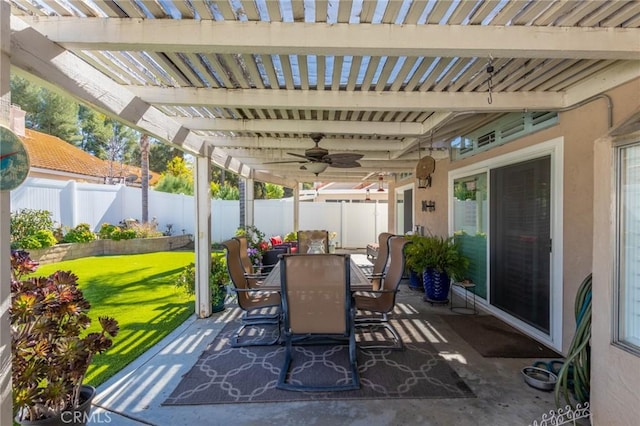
265 183 284 199
10 75 81 144
9 75 39 128
154 174 193 195
34 90 81 144
154 156 194 195
103 120 138 183
130 139 180 173
165 156 192 179
78 106 112 158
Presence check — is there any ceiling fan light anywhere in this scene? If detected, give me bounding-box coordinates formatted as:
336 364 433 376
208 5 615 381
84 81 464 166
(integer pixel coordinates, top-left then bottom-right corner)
305 162 329 175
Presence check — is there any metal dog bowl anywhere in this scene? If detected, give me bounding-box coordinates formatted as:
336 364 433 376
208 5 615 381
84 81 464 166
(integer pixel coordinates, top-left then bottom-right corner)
522 366 558 391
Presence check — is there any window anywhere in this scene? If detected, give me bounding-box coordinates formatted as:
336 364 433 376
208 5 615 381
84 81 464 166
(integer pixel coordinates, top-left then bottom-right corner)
616 141 640 353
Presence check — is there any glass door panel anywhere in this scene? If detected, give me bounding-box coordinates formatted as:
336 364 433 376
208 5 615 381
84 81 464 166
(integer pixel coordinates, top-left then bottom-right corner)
453 173 488 299
490 156 551 333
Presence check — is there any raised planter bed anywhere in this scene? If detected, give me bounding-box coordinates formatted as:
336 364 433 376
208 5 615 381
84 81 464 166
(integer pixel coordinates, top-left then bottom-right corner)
27 235 192 265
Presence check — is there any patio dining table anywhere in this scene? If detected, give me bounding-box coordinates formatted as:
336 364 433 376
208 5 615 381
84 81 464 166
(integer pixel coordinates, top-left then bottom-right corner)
260 256 373 291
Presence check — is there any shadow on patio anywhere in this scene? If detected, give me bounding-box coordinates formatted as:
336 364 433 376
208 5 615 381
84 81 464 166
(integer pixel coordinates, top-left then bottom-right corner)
90 261 560 426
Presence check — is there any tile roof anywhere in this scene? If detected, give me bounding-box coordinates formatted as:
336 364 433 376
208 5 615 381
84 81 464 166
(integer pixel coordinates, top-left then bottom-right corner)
20 129 160 185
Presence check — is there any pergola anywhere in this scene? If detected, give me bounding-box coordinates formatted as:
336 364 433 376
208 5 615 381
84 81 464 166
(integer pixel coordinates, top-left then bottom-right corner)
5 0 639 184
1 1 640 422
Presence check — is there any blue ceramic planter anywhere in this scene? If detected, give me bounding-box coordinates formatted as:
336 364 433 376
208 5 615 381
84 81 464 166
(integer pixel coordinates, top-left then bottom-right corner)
423 268 450 303
408 269 423 291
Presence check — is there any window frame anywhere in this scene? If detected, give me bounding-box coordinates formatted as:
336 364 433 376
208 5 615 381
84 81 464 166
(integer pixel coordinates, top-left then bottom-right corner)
613 139 640 356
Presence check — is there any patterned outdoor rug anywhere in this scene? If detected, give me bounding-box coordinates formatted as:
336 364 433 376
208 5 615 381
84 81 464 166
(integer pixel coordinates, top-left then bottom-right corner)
164 308 475 405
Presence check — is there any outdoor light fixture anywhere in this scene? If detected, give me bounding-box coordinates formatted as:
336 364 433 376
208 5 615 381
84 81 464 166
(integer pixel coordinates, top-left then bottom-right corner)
377 174 385 192
415 137 435 189
305 162 329 175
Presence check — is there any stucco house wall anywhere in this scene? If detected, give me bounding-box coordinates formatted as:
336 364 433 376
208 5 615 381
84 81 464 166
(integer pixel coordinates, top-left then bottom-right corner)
391 78 640 356
591 120 640 423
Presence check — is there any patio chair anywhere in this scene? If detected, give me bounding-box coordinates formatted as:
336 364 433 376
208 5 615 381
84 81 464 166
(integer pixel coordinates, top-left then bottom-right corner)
366 232 394 291
234 236 268 279
222 239 281 347
354 236 409 350
261 247 287 273
297 230 329 254
277 253 360 392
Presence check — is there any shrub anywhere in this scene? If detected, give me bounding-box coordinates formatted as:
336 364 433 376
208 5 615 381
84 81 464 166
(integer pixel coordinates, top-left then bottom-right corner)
61 223 97 244
129 221 163 239
98 223 118 240
175 254 228 307
13 229 58 250
10 250 119 422
10 209 55 249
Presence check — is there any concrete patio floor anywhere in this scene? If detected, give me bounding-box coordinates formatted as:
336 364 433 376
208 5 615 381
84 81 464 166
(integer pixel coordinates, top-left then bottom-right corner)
89 255 560 426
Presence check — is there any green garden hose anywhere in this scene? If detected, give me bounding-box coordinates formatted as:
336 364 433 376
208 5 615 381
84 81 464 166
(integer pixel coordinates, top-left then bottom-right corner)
554 273 592 409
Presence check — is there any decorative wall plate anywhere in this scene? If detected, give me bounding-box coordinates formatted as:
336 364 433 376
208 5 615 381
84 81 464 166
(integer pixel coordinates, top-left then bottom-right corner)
0 126 30 191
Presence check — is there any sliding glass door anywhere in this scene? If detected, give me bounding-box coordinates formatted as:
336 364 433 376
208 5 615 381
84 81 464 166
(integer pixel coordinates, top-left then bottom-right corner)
490 156 551 333
395 185 413 235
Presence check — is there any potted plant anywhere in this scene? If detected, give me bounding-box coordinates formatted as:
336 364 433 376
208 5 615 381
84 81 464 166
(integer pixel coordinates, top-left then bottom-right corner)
405 235 469 303
10 250 119 425
404 235 425 291
175 254 229 312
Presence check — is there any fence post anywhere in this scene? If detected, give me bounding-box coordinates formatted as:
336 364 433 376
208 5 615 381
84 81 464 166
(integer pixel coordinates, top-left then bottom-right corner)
60 180 78 227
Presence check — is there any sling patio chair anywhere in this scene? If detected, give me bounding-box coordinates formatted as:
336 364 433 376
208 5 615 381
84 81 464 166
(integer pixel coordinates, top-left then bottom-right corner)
222 239 281 347
234 236 269 279
364 232 394 291
277 253 360 392
354 236 409 350
297 230 329 254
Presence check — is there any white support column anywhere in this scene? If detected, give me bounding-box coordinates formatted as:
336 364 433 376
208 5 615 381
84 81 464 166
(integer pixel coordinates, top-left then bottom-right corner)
244 177 254 227
1 1 13 424
293 183 300 231
194 155 211 318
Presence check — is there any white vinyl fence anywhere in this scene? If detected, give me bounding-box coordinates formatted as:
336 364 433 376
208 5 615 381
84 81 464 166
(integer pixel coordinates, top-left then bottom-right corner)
10 178 387 248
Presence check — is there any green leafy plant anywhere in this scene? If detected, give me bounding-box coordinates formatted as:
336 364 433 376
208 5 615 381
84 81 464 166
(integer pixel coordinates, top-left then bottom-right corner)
61 223 97 244
10 250 119 422
175 254 228 308
15 229 58 249
10 208 56 249
98 223 118 239
284 231 297 242
405 234 469 281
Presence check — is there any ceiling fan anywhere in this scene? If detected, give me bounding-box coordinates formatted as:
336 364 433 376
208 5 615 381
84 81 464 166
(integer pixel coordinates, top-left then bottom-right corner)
264 133 363 175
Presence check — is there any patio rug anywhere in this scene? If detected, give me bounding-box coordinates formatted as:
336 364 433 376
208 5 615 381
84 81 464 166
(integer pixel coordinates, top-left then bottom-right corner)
441 314 561 358
164 317 475 405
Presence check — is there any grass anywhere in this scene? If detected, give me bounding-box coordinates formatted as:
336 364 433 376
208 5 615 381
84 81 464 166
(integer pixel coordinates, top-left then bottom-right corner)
35 251 196 387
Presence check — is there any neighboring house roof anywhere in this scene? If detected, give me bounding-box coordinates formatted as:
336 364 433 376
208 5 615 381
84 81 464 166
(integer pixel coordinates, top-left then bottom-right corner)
20 129 160 186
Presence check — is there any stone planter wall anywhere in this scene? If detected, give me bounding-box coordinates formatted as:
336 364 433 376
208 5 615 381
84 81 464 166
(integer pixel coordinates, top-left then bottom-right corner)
27 235 192 264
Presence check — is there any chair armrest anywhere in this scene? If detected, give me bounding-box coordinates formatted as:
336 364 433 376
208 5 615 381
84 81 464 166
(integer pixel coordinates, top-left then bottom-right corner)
233 287 279 294
365 272 385 278
245 272 269 279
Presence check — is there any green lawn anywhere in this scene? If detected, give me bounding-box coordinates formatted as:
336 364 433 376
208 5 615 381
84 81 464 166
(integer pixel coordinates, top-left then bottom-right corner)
35 251 195 387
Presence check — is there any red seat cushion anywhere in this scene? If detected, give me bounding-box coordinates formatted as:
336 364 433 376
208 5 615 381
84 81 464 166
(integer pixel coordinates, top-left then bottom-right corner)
270 236 283 246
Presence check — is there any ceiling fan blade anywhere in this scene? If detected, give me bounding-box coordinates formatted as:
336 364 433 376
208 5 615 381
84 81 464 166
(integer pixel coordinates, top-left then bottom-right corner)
328 161 361 168
286 152 311 160
324 153 364 162
263 159 308 164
